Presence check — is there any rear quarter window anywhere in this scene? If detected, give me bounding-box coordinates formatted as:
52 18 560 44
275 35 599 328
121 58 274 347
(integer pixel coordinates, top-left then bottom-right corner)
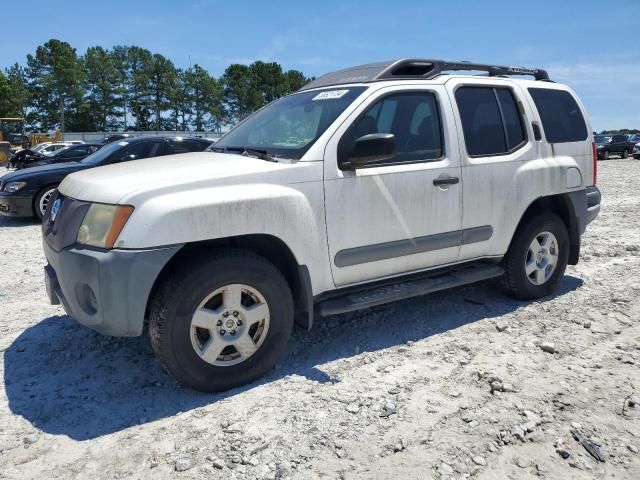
528 88 588 143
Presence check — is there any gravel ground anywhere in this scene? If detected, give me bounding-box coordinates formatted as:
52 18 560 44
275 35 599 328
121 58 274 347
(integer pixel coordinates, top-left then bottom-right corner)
0 159 639 480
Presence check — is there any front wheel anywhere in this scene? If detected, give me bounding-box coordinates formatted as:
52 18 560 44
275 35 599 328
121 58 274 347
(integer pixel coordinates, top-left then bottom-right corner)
501 212 569 300
603 150 610 160
34 185 58 220
148 250 294 392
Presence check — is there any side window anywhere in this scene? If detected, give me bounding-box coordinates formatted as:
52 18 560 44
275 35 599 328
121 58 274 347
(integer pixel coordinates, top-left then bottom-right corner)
119 141 164 162
496 89 526 149
528 88 587 143
455 86 527 157
341 91 443 166
73 145 91 155
68 147 87 157
171 140 207 154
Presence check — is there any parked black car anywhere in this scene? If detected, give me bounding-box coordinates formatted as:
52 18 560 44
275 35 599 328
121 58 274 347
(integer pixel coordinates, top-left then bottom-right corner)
595 134 631 160
10 143 101 170
0 136 213 219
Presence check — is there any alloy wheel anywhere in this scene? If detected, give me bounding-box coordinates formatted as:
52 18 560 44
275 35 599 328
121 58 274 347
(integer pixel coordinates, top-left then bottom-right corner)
525 231 559 286
190 283 270 367
38 188 57 217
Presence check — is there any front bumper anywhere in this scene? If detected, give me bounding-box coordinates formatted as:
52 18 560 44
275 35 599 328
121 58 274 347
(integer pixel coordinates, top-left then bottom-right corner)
0 192 33 217
43 240 182 336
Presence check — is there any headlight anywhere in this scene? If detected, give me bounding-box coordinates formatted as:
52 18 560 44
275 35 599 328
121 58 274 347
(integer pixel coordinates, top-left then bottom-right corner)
596 145 605 149
3 181 27 193
77 203 134 249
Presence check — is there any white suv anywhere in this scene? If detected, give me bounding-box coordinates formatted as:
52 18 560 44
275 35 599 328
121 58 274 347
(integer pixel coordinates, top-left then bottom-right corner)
41 59 601 392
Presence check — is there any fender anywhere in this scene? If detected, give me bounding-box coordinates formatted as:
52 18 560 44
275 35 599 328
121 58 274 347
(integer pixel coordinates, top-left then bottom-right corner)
116 181 335 296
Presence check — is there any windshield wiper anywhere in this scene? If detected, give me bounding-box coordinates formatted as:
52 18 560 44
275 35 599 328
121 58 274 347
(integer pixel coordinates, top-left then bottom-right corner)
213 146 277 162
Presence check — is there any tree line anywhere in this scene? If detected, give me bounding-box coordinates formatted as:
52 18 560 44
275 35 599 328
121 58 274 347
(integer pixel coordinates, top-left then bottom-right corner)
0 39 310 133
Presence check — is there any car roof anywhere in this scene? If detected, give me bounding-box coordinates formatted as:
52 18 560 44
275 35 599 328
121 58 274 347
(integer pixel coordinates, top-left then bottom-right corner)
299 58 551 91
116 135 213 143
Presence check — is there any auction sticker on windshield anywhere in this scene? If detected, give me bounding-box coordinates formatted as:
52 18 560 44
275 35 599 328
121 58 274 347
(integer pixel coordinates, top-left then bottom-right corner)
313 90 349 100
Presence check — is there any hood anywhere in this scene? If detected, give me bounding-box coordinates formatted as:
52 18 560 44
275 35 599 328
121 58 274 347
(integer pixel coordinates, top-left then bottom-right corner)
59 152 321 205
1 161 88 184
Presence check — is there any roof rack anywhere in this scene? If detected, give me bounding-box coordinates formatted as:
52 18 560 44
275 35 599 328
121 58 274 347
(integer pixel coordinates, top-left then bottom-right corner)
299 59 550 91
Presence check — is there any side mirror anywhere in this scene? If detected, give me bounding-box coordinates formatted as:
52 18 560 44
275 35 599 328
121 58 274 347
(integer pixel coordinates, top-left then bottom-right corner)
340 133 396 170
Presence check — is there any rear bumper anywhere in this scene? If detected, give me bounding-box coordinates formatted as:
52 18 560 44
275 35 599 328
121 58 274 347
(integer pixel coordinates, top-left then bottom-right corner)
43 240 182 336
0 193 33 217
566 186 600 265
585 185 601 225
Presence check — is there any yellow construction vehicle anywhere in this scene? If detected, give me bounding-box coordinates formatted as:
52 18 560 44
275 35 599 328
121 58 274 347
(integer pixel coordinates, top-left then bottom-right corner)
29 131 62 147
0 117 27 151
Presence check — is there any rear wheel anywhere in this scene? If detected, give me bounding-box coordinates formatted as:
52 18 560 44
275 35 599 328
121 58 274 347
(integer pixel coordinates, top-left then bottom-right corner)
502 212 569 300
34 185 58 220
149 250 294 392
622 149 629 159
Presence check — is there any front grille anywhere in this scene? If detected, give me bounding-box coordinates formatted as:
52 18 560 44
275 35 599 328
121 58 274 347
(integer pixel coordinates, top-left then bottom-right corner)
42 194 92 252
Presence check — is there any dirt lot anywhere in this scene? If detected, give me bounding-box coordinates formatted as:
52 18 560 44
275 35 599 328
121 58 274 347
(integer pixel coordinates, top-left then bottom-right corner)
0 159 639 480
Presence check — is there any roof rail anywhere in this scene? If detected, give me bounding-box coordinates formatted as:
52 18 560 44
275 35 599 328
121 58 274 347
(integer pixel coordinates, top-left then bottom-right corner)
299 59 550 91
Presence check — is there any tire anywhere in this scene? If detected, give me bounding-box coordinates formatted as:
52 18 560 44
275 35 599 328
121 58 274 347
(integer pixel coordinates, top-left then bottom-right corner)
148 249 294 392
622 149 629 159
603 150 609 160
633 155 640 160
501 212 569 300
34 185 58 220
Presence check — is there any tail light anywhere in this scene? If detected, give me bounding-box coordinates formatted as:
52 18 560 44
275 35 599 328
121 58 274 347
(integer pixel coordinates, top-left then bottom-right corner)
592 142 597 185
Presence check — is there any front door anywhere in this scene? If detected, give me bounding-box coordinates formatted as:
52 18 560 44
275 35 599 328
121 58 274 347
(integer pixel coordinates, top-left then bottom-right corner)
324 85 463 286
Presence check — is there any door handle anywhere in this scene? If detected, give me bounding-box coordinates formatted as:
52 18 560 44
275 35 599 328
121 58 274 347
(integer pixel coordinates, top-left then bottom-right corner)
433 176 459 186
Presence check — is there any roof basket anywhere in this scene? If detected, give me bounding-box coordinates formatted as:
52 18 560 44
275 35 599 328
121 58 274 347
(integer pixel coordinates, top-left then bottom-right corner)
299 58 550 91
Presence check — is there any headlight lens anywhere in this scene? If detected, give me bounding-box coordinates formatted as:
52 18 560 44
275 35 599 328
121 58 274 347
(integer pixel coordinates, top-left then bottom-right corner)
3 181 27 193
77 203 134 249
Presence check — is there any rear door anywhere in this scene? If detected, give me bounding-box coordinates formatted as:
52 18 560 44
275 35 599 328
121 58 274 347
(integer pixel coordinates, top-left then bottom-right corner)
445 78 537 261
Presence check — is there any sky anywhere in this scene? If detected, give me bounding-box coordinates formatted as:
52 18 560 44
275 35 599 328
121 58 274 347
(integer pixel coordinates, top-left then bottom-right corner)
1 0 638 131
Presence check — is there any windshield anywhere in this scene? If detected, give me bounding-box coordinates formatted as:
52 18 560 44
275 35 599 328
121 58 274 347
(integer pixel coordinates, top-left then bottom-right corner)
81 141 126 165
1 121 22 134
215 87 368 160
594 135 610 144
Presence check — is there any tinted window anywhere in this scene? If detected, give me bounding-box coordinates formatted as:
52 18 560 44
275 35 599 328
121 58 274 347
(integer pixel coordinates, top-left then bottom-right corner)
612 134 628 142
528 88 587 143
67 145 91 155
119 141 165 162
341 91 443 166
66 147 88 157
456 87 512 156
170 139 208 154
496 89 526 150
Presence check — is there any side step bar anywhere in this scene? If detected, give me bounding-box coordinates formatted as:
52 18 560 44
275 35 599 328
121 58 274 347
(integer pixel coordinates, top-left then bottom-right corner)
316 264 504 317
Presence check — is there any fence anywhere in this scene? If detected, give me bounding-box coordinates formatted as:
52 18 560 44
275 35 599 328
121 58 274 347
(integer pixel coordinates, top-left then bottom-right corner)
61 131 223 143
